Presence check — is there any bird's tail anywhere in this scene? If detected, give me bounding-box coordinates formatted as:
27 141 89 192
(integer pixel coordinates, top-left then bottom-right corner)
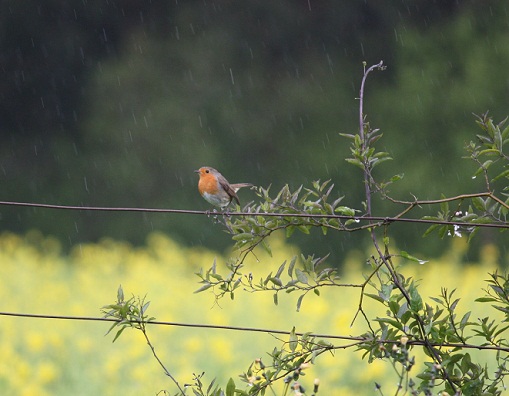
230 183 253 193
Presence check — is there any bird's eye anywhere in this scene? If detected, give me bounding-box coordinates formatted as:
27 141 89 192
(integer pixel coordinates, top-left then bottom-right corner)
205 169 209 173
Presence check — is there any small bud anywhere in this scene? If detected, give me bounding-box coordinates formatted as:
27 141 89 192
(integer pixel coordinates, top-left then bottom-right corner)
407 356 415 371
313 378 320 393
400 336 409 346
293 382 305 395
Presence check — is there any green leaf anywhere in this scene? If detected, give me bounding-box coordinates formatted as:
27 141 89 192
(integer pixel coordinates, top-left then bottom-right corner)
232 232 254 241
365 293 385 303
116 285 125 302
380 284 393 301
374 317 403 330
207 378 217 394
397 302 409 320
141 301 150 316
475 297 497 303
371 155 392 168
289 327 298 351
297 225 310 235
269 277 283 287
296 294 305 312
460 312 471 329
492 169 509 183
472 197 486 211
194 283 212 293
478 148 500 156
495 127 503 150
226 378 236 396
388 300 400 315
275 261 286 279
409 282 423 312
335 206 357 216
400 250 428 265
209 273 224 281
295 268 309 284
440 195 449 214
288 256 297 277
286 225 296 238
482 160 494 170
345 158 364 169
390 173 404 183
260 239 272 256
104 321 120 337
112 327 126 343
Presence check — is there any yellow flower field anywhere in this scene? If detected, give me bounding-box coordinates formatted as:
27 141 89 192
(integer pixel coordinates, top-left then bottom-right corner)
0 230 504 395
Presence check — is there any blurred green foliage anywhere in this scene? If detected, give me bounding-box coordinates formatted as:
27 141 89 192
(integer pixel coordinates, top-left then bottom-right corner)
0 1 507 260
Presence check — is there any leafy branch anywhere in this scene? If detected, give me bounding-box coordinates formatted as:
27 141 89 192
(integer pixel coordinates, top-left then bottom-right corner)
193 63 509 395
101 286 187 395
102 62 509 395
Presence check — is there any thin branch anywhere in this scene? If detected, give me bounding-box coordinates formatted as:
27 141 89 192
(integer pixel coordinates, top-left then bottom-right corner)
140 326 185 394
387 191 509 212
357 62 458 392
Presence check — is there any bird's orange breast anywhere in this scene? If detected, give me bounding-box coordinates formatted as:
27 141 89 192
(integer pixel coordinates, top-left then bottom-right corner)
198 173 220 196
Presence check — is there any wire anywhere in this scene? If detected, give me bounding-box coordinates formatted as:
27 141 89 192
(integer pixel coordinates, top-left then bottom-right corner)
0 200 507 229
2 310 508 353
0 310 356 340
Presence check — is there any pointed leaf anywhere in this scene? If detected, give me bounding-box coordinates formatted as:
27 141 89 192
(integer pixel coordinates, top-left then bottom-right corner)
289 327 298 351
400 250 428 265
288 256 297 277
226 378 236 396
194 283 212 293
295 268 309 284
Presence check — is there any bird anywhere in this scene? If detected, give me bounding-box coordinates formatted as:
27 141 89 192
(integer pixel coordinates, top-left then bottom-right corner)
195 166 252 209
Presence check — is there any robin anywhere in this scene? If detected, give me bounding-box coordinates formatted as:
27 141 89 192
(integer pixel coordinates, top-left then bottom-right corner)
195 166 252 209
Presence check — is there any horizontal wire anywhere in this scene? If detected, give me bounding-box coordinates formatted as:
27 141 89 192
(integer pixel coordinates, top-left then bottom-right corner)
1 311 508 353
0 199 507 353
0 310 356 341
0 200 507 229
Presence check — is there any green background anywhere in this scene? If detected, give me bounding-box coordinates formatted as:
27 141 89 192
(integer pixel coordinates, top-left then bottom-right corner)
1 1 507 261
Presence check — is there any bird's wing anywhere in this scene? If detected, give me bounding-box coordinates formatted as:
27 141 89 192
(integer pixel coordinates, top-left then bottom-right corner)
218 176 240 205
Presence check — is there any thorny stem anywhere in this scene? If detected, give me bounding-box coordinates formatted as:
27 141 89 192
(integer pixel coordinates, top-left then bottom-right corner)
358 62 458 393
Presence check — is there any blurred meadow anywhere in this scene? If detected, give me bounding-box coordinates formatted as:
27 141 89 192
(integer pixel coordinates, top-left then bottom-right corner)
0 230 504 395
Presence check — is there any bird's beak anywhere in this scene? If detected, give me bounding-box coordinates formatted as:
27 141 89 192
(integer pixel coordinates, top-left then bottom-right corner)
194 169 200 173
